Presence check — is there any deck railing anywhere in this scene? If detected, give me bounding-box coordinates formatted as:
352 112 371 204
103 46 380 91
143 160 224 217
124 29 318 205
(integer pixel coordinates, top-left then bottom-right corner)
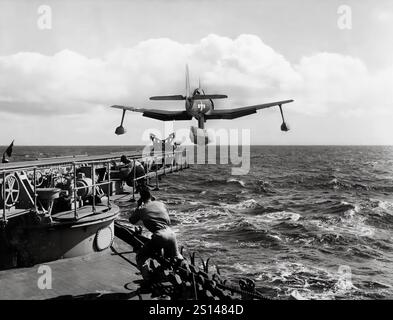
1 148 188 222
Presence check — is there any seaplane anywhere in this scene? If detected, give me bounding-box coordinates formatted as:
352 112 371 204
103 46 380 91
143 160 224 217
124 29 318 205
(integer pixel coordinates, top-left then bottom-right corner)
111 66 294 144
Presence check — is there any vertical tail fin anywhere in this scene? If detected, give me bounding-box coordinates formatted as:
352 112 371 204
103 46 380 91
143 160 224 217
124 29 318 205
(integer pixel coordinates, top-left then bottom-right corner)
185 64 190 98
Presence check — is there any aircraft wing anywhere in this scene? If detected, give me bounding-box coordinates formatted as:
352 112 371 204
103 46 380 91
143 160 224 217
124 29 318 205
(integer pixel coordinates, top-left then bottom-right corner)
204 100 294 120
111 105 192 121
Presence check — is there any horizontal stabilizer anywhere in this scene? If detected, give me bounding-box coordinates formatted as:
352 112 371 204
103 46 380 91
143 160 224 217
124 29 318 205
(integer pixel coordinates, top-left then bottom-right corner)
193 94 228 100
149 95 185 101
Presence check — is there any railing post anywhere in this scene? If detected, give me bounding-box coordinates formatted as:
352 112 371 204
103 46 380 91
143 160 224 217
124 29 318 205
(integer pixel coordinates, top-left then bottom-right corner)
73 163 78 220
146 158 150 185
154 155 159 191
171 147 174 173
130 159 136 202
91 163 96 213
186 147 189 168
179 151 182 171
2 171 6 223
163 153 166 176
107 161 111 209
33 168 37 212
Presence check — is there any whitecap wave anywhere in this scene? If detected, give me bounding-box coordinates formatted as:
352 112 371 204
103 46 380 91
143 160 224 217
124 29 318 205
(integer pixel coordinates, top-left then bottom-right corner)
255 262 359 300
309 206 375 238
223 199 260 210
226 178 246 187
261 211 301 223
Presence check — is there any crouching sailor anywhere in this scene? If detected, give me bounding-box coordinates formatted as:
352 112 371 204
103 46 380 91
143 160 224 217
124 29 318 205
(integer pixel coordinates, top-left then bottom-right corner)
129 186 183 271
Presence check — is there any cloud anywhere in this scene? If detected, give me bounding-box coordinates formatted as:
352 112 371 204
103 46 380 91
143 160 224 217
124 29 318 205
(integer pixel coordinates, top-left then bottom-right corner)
0 34 392 117
375 9 393 23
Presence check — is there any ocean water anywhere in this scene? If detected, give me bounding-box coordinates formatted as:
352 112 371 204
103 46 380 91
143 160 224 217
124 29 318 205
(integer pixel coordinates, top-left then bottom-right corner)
4 145 393 299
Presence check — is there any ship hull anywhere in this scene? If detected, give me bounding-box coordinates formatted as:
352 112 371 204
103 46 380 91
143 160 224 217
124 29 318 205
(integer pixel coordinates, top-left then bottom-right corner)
0 204 119 270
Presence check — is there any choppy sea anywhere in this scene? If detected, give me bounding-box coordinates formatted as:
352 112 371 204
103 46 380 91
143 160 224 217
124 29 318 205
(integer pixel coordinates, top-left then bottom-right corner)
5 145 393 299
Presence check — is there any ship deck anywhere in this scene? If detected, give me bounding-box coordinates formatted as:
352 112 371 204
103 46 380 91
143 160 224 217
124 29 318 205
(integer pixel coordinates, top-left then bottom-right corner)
0 151 188 300
0 237 150 300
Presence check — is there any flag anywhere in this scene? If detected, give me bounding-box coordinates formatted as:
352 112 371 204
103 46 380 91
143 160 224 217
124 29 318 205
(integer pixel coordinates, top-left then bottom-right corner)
4 140 14 157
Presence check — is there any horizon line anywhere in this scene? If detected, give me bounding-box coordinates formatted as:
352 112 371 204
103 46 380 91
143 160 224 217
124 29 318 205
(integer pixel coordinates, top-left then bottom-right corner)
1 144 393 147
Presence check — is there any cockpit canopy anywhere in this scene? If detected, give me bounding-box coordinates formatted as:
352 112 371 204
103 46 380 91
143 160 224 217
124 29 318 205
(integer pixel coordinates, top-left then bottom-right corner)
193 88 205 96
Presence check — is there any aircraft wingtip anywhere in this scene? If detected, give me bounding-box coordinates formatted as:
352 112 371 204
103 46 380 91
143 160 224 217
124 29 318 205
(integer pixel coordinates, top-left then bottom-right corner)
111 105 125 109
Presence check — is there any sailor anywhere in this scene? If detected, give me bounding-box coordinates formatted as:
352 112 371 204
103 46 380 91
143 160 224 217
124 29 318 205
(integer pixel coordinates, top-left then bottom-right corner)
119 155 146 190
129 186 183 269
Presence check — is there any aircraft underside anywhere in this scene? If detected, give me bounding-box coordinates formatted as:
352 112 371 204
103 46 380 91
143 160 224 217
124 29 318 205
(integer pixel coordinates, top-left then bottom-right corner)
111 65 294 145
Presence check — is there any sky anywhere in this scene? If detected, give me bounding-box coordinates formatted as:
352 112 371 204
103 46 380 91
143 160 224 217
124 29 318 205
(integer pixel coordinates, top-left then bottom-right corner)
0 0 392 145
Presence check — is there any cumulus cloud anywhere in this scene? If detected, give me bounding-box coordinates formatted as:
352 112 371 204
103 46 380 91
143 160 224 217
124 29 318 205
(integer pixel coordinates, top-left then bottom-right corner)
0 34 392 117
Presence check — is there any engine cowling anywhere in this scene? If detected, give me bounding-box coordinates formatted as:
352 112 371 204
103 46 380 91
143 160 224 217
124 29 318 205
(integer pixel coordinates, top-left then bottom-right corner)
189 126 212 145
